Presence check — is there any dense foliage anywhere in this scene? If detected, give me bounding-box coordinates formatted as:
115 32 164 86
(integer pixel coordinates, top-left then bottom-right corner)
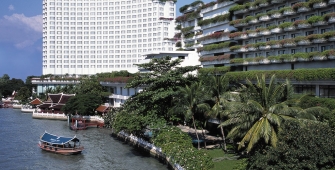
298 95 335 110
62 93 102 115
0 74 25 98
112 56 200 134
152 126 214 170
248 120 335 169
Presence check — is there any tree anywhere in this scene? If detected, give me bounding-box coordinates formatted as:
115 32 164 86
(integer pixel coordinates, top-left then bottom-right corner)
75 77 108 96
0 75 25 98
114 56 199 133
220 75 302 152
15 86 31 103
205 75 230 151
62 93 102 115
171 82 210 149
248 120 335 169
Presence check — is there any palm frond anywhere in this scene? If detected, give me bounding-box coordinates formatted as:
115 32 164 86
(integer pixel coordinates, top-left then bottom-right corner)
270 126 278 148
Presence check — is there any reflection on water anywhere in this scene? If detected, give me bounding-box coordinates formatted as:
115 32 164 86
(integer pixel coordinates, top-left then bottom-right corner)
0 109 168 170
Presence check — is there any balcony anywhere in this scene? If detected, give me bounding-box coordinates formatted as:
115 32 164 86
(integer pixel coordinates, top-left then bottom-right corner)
259 3 269 8
283 43 296 47
201 36 230 45
330 0 335 4
201 59 230 65
270 28 282 34
201 20 229 30
249 5 259 11
297 7 311 13
199 48 230 56
110 94 130 100
313 55 327 61
234 9 249 15
271 0 284 3
313 2 327 8
270 44 282 48
271 13 282 19
312 38 327 43
233 47 248 53
248 19 259 24
283 26 296 32
248 32 259 37
282 10 296 16
312 21 328 26
259 15 271 22
259 30 271 36
297 40 311 45
247 47 258 51
329 17 335 23
259 45 271 50
329 36 335 41
234 23 248 27
233 34 248 40
297 23 311 29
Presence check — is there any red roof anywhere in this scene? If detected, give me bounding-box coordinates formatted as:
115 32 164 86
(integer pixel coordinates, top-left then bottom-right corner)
30 98 43 105
96 105 109 113
37 93 75 110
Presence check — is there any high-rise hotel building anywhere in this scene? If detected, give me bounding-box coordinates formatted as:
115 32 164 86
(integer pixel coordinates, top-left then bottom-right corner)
42 0 177 76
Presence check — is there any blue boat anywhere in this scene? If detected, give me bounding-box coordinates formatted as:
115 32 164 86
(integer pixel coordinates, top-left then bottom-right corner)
38 131 84 155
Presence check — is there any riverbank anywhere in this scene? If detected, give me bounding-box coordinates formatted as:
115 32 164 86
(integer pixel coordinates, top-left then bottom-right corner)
112 130 183 170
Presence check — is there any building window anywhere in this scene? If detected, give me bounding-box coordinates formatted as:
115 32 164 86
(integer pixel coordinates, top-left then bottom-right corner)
295 85 316 95
319 85 335 98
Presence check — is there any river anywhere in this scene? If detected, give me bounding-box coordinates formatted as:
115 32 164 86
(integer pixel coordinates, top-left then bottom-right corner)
0 108 168 170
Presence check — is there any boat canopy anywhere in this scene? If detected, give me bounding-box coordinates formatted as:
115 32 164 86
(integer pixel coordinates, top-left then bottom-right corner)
40 131 79 145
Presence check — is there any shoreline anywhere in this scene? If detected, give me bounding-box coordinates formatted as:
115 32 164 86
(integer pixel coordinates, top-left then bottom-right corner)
111 130 183 170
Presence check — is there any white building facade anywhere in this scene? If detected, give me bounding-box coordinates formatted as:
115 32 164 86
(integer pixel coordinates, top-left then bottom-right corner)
42 0 177 76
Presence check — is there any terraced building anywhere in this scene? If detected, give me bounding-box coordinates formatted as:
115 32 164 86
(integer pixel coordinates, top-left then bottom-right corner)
177 0 335 98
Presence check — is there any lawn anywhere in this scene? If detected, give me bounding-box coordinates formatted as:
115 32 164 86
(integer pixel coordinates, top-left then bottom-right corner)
205 148 246 170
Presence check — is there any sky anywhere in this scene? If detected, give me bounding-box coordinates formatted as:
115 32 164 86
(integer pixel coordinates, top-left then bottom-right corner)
0 0 212 81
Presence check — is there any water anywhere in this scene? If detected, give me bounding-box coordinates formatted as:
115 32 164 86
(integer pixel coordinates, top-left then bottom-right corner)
0 109 169 170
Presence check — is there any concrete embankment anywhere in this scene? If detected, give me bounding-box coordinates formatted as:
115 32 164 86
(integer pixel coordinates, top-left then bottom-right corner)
112 130 183 170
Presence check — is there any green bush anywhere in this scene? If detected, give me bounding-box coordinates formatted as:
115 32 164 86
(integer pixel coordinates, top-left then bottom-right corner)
198 66 231 75
229 5 246 12
152 126 214 170
298 95 335 110
266 10 280 15
224 68 335 82
244 16 256 22
279 22 293 29
248 120 335 169
279 6 293 13
307 15 325 24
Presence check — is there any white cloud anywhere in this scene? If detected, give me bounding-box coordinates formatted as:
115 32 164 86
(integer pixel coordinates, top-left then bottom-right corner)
4 14 42 32
8 5 14 11
0 13 42 49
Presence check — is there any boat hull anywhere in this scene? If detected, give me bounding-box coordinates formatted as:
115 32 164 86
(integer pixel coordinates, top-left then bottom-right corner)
12 105 22 109
38 143 84 155
21 108 35 113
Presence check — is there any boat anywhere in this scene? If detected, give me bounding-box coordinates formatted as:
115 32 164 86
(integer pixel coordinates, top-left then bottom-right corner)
38 131 84 155
21 105 38 113
12 103 22 109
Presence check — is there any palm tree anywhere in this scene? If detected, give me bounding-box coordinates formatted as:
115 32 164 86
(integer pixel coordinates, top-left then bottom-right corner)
220 74 300 152
172 82 210 149
206 75 230 151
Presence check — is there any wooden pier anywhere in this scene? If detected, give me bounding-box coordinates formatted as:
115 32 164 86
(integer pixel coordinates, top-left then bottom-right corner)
70 116 104 131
